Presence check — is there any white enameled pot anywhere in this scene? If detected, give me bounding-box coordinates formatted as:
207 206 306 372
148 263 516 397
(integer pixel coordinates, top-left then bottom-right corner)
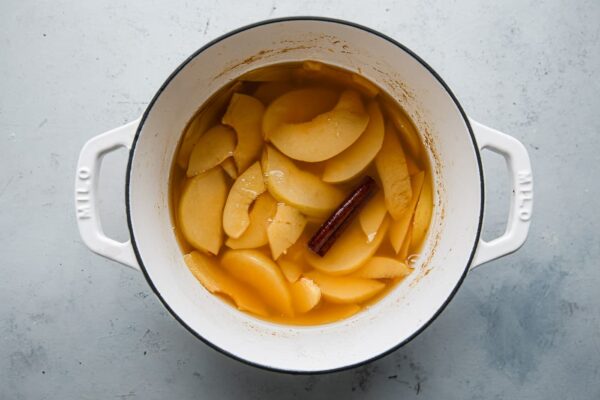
74 17 533 373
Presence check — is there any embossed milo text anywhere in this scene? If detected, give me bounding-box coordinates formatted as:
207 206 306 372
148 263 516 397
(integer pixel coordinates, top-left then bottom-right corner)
76 167 91 220
516 171 533 221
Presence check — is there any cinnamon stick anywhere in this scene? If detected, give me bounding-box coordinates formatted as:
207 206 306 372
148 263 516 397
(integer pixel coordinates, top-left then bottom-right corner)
308 176 377 256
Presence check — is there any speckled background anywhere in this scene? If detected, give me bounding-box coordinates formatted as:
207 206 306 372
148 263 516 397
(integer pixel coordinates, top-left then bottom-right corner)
1 0 599 399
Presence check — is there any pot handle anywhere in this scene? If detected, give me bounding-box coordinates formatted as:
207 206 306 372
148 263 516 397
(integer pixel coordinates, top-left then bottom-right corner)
470 119 533 269
75 119 141 270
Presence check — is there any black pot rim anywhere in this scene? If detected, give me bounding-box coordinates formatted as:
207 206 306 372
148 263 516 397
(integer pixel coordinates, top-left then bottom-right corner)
125 16 484 375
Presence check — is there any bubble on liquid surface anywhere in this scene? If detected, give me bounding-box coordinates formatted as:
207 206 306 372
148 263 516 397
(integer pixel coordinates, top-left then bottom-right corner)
407 254 420 268
270 169 285 179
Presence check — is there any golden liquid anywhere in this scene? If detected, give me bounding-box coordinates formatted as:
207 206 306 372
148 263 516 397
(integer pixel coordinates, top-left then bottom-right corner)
170 61 432 326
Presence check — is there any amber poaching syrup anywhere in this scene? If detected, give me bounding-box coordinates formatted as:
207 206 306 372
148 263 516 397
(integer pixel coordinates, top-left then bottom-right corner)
170 61 433 326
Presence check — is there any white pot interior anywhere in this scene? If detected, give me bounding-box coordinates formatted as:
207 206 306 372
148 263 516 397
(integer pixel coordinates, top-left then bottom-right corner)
127 19 483 372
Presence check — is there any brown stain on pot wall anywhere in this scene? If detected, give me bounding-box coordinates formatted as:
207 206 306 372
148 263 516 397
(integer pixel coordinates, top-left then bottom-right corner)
211 34 353 82
240 49 274 65
371 63 416 105
408 121 445 287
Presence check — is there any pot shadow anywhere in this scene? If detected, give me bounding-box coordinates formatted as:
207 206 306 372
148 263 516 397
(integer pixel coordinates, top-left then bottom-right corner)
173 293 479 400
175 254 574 399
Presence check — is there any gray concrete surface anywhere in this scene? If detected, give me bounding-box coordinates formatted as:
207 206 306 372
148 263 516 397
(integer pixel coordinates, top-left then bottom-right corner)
1 0 599 398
